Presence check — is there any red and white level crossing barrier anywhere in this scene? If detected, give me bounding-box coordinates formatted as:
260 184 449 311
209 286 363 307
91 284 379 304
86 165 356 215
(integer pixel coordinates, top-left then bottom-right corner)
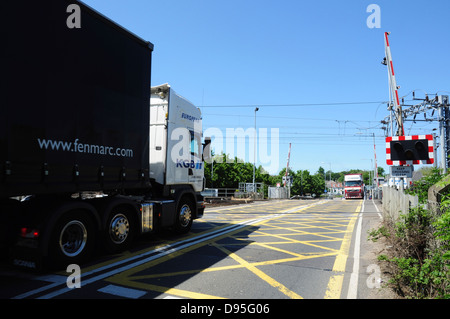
386 135 434 165
384 32 404 136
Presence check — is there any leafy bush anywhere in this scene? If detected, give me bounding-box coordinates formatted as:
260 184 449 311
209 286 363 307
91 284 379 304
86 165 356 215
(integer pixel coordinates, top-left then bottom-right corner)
389 253 448 299
370 169 450 298
372 206 450 298
405 168 443 204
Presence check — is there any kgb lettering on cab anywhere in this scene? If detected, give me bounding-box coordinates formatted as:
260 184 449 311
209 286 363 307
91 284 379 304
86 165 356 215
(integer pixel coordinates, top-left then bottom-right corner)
176 159 203 169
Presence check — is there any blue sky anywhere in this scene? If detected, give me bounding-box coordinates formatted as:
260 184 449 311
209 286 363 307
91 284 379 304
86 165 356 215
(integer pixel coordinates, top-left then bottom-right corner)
83 0 450 176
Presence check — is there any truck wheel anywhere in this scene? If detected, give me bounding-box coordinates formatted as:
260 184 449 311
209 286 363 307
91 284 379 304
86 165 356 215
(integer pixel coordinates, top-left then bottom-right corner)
173 198 193 234
102 208 135 253
49 211 95 268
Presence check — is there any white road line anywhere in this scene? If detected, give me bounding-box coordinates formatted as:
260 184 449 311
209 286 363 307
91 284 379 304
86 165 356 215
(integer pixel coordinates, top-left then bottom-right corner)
20 202 321 299
372 198 382 219
346 201 363 299
12 281 64 299
26 221 257 299
98 284 146 299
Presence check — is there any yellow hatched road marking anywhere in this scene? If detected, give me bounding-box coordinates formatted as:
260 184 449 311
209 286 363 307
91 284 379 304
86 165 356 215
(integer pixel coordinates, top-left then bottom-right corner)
324 200 362 299
212 243 303 299
101 199 360 299
324 275 344 299
259 224 349 240
117 281 225 299
104 202 322 298
125 250 338 282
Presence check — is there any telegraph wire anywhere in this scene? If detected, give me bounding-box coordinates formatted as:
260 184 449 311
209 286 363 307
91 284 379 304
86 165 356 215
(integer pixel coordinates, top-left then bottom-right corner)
201 101 388 108
202 112 382 123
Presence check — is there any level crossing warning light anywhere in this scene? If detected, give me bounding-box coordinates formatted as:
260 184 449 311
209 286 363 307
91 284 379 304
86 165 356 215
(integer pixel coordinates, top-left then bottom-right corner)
386 135 434 165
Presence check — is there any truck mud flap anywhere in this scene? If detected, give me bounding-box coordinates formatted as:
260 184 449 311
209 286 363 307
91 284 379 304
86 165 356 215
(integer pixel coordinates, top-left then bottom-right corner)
149 200 176 228
160 200 176 228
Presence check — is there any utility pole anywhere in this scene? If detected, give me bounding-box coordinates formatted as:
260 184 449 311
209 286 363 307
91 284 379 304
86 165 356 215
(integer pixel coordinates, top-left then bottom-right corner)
439 106 446 173
438 96 450 173
283 143 291 187
253 107 259 189
284 143 291 199
373 133 379 198
444 100 450 172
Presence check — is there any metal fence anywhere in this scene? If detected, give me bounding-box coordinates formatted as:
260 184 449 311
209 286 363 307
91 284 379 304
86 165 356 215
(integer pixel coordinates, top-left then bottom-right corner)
268 187 289 199
202 184 264 200
382 185 419 220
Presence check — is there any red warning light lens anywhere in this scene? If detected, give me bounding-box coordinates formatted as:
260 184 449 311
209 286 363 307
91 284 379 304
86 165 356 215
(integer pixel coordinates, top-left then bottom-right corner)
20 228 40 239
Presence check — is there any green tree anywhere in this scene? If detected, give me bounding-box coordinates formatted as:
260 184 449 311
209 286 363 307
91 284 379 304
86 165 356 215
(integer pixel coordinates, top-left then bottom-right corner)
204 152 275 190
312 174 325 196
293 170 307 196
317 166 325 177
287 169 325 197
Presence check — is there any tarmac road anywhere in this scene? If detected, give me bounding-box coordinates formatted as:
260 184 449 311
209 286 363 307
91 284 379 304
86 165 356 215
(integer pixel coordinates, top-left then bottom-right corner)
0 198 388 301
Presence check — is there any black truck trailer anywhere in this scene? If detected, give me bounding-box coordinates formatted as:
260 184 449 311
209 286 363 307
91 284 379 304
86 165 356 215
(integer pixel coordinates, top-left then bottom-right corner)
0 0 205 270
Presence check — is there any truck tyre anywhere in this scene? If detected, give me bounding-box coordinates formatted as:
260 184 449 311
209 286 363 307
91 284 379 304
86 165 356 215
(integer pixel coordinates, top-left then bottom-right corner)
173 197 194 234
48 211 95 269
102 207 135 254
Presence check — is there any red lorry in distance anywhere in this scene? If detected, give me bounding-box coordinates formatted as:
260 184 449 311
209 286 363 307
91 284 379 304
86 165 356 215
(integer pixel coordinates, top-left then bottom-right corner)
344 174 364 199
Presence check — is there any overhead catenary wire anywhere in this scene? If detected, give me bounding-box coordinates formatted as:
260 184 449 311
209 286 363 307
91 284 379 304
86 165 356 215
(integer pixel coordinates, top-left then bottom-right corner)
200 100 388 108
202 112 383 123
